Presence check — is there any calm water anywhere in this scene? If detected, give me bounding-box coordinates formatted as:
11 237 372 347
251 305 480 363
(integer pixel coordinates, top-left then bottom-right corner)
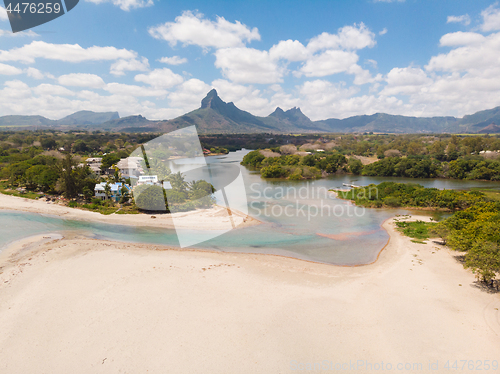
1 150 499 265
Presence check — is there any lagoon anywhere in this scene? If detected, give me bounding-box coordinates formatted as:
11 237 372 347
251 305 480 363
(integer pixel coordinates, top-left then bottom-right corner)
1 149 499 265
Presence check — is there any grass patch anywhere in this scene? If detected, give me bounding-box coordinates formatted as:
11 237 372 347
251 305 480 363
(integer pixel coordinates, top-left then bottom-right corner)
0 181 40 200
411 239 427 244
469 188 500 202
395 220 436 241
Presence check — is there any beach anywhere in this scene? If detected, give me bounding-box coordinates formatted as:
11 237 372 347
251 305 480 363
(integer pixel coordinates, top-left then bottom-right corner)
0 214 499 373
0 193 259 230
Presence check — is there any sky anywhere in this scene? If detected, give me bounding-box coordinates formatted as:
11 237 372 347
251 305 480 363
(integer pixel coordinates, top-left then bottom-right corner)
1 0 500 121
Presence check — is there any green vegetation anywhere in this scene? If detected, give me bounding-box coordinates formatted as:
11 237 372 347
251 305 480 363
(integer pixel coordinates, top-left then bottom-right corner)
242 149 353 180
338 182 500 287
335 182 486 210
395 220 436 242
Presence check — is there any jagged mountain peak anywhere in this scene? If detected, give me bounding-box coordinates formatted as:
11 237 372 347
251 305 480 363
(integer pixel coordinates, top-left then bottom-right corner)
201 89 221 109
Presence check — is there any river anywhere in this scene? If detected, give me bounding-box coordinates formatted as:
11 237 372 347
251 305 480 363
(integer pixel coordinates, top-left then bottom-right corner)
1 150 499 265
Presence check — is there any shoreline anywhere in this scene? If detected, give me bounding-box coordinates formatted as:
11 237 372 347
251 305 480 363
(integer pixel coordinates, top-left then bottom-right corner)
0 193 260 230
0 215 499 373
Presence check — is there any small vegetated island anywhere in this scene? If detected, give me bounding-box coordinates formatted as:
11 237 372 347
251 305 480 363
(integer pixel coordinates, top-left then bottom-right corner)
241 146 362 180
336 182 500 288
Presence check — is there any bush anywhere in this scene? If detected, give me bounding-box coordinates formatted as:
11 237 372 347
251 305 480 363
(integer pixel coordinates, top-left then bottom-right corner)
68 201 77 208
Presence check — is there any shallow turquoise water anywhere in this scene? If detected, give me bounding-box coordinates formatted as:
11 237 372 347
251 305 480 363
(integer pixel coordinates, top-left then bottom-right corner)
1 150 497 265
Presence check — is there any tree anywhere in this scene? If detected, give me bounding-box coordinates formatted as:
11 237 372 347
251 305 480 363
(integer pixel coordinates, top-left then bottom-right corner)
429 222 450 245
104 182 111 200
82 186 93 201
348 158 363 175
169 172 188 193
465 241 500 284
101 153 121 170
120 184 130 203
133 184 168 212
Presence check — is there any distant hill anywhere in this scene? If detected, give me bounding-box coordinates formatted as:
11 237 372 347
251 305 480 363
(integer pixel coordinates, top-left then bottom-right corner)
57 111 119 126
315 113 459 134
0 115 56 128
3 91 500 134
0 111 120 130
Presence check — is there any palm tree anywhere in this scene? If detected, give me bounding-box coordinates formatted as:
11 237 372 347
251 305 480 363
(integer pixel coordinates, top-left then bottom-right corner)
104 182 111 201
169 172 188 193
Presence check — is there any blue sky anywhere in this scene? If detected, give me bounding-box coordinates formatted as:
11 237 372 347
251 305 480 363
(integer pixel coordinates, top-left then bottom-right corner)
1 0 500 121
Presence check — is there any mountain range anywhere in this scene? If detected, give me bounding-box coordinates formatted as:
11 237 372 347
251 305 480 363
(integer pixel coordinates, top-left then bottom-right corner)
1 90 500 134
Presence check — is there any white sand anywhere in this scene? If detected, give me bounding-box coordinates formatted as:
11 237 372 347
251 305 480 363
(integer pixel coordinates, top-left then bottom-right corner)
0 193 259 230
0 216 499 373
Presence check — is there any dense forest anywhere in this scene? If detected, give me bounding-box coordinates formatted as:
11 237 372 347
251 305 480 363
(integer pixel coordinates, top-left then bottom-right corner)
241 134 500 181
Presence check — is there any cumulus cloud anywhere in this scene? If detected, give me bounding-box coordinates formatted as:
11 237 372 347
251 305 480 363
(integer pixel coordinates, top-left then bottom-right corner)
104 83 167 97
0 41 137 63
0 6 8 21
439 32 486 47
298 50 359 77
380 67 432 96
0 62 22 75
215 47 284 84
58 73 106 88
110 57 149 76
269 40 309 61
379 28 388 36
167 78 211 113
307 23 376 52
85 0 153 11
148 11 260 49
159 56 188 65
481 4 500 32
33 84 75 96
427 32 500 72
134 68 184 88
447 14 471 26
25 67 45 79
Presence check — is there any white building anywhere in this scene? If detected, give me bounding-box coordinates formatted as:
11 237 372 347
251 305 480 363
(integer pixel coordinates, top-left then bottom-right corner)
94 182 131 202
117 157 144 178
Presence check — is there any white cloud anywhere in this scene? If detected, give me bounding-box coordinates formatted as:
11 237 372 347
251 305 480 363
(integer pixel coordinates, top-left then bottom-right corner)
447 14 471 26
33 84 75 96
148 11 260 49
379 28 388 36
110 57 149 76
104 82 167 97
307 23 376 52
159 56 188 65
269 40 309 61
0 62 22 75
134 68 184 88
299 50 359 77
439 32 486 47
215 47 284 84
380 67 432 96
25 67 45 79
167 78 211 114
481 4 500 32
0 6 8 21
58 73 106 88
84 0 153 11
0 41 137 63
427 32 500 72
